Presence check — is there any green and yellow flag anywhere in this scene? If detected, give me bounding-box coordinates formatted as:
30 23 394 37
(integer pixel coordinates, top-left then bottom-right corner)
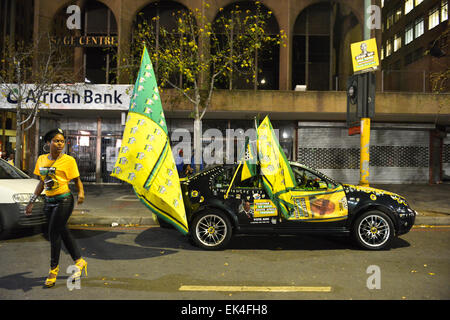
111 47 188 235
257 116 296 218
240 136 258 181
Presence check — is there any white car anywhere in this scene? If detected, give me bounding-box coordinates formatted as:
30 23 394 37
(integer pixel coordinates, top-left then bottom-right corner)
0 158 46 239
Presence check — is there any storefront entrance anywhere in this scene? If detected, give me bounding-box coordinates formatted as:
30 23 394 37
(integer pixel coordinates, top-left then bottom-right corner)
39 117 124 184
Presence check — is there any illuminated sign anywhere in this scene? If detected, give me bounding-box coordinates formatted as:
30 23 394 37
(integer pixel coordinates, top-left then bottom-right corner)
52 36 118 47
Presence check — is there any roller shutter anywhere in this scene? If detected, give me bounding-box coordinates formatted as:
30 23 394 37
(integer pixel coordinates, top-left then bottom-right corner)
297 123 430 184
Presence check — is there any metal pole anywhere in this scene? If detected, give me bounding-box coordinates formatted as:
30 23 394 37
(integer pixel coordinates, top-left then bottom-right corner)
96 117 102 183
359 117 370 187
360 0 371 187
305 9 309 89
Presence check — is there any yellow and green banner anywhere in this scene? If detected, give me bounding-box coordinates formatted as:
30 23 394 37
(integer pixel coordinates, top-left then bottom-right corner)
111 47 188 235
256 116 347 222
256 116 296 219
240 136 258 181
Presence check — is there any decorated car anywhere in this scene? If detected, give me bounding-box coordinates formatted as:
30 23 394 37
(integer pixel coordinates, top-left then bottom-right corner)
111 48 415 252
179 162 416 250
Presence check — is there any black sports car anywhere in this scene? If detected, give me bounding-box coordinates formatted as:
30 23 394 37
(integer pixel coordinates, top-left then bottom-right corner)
174 162 416 250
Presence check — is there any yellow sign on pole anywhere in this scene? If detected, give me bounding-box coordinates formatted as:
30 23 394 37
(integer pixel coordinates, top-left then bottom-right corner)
350 38 379 73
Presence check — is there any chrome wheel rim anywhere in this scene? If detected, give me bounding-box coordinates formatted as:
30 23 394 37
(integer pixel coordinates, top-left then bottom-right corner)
195 214 227 247
358 215 390 248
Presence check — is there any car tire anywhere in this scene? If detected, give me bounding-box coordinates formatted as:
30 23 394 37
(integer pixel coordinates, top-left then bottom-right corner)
191 209 232 250
353 210 394 250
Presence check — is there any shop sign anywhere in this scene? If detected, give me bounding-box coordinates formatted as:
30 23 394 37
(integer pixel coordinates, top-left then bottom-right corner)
0 84 131 111
53 35 118 47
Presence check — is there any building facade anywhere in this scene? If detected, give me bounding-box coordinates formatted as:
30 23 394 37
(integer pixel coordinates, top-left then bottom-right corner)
381 0 449 92
1 0 449 185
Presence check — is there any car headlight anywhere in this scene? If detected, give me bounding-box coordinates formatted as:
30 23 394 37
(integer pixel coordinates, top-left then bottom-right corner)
398 206 415 218
12 193 41 203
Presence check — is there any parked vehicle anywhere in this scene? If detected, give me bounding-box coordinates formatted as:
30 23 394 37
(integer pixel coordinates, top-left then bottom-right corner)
178 162 416 250
0 158 46 239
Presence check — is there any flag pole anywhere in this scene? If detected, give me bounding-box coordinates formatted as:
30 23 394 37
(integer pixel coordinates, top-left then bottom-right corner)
224 162 242 199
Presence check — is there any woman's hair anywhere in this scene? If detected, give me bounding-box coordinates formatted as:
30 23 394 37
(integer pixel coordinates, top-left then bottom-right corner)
43 128 65 143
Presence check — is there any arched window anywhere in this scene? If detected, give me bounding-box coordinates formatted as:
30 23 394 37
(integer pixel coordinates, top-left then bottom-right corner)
133 1 190 88
213 1 280 90
292 2 360 91
52 1 118 84
82 1 118 84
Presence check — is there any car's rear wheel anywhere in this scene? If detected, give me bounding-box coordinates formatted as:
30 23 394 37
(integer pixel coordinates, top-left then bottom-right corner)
191 209 232 250
353 210 394 250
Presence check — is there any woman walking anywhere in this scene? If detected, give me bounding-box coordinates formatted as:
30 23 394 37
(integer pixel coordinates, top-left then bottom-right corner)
26 128 87 288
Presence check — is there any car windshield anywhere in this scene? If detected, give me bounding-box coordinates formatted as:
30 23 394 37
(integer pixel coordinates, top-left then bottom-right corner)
0 159 30 179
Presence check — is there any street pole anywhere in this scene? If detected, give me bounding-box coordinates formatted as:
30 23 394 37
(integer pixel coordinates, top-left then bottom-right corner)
360 0 372 187
359 117 370 186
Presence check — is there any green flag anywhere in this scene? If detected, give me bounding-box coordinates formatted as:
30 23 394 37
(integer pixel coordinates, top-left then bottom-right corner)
111 47 188 235
239 136 258 181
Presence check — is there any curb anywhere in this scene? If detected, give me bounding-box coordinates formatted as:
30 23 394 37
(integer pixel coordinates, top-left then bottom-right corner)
68 215 158 226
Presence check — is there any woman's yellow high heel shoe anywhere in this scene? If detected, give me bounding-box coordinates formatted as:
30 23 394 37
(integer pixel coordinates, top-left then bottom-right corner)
73 258 88 280
44 265 59 288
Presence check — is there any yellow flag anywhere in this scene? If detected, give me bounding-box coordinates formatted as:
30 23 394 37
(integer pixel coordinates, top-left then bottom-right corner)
257 116 296 218
111 47 188 234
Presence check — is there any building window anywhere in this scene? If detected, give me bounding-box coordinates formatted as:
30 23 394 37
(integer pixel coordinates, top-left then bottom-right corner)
429 6 440 30
405 0 414 15
387 13 394 29
395 7 402 22
405 24 414 45
415 17 424 38
415 0 423 6
442 0 448 21
394 34 402 52
386 39 392 56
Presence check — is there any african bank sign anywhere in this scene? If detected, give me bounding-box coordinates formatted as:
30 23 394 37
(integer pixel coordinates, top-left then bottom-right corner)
0 84 131 110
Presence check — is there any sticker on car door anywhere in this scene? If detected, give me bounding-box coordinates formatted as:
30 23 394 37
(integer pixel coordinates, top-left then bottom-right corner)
285 186 348 222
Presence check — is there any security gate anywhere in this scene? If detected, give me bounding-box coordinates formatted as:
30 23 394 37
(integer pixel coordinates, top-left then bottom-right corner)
297 123 431 184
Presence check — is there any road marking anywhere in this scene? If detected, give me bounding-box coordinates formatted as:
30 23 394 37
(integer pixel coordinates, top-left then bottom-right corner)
179 285 332 293
412 225 450 229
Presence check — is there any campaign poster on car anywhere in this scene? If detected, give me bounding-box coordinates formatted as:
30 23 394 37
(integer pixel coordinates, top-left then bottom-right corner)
238 196 278 224
287 188 348 222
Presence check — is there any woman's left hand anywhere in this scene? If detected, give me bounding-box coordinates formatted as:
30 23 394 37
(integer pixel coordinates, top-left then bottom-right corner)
77 192 85 205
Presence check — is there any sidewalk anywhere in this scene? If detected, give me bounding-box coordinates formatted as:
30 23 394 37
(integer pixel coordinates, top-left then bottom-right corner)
68 183 450 227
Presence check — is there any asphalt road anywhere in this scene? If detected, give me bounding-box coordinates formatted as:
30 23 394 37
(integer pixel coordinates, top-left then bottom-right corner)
0 225 449 302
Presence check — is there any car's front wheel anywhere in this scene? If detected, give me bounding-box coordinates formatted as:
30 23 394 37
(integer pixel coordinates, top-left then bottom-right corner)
191 209 232 250
353 210 394 250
